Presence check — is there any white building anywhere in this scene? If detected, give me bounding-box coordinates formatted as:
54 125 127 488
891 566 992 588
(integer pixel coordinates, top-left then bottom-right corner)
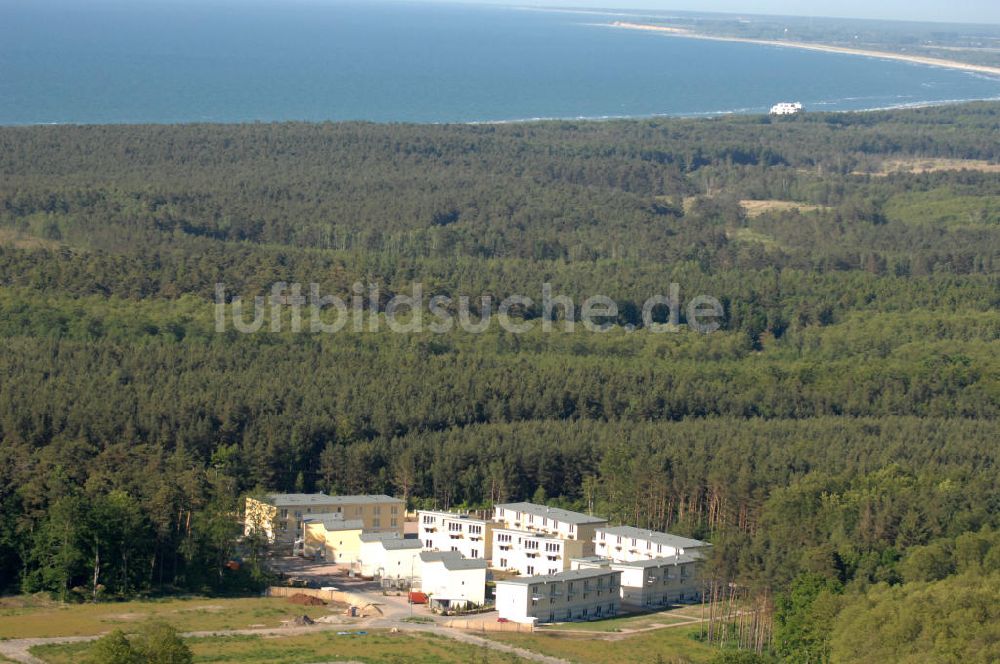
495 568 621 625
494 502 607 556
417 510 492 561
418 551 488 610
492 527 572 576
358 533 422 580
572 555 704 608
770 101 803 116
594 526 710 562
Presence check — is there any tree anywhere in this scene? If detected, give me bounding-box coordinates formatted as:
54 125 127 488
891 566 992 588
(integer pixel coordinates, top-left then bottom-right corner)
132 621 193 664
86 629 140 664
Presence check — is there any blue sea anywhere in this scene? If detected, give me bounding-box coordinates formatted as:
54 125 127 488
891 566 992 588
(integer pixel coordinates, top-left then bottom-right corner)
2 0 1000 125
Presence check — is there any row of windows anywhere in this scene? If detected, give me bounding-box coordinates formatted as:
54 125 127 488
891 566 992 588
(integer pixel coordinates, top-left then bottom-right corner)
541 605 617 622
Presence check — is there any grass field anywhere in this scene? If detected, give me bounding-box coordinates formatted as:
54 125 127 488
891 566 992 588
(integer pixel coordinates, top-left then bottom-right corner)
0 595 345 639
860 157 1000 176
739 199 827 217
31 631 528 664
885 189 999 227
486 624 715 664
538 608 698 633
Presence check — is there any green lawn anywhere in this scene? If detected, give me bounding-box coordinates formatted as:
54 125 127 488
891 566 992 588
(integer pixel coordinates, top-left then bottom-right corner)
885 189 1000 227
32 631 528 664
0 595 336 639
486 624 716 664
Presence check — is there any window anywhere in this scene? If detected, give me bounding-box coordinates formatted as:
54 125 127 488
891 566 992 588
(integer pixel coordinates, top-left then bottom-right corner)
525 540 539 550
391 518 397 527
545 542 560 553
391 505 399 514
471 549 479 558
422 515 435 524
527 566 535 575
499 558 507 568
448 522 462 532
374 506 381 515
279 509 288 519
373 517 380 528
657 544 663 554
451 546 459 552
469 525 482 535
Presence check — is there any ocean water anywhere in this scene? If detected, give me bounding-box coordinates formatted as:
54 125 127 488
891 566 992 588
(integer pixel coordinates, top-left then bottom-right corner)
1 0 1000 125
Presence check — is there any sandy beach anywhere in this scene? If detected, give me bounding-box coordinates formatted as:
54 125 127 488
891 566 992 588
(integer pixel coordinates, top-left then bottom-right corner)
612 22 1000 78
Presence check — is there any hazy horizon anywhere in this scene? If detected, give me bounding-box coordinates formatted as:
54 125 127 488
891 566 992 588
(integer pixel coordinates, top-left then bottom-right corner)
421 0 1000 26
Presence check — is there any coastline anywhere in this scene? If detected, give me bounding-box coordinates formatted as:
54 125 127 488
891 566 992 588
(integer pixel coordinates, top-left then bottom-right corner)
611 22 1000 79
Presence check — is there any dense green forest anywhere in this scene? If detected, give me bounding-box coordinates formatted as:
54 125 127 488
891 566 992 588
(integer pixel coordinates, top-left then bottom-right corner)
0 103 998 661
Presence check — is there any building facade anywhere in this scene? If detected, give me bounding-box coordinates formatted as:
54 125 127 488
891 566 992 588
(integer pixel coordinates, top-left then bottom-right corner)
418 551 488 610
358 533 422 580
417 510 492 561
244 493 404 546
573 555 703 608
301 516 364 563
495 568 622 624
593 526 710 562
492 527 582 576
493 502 607 557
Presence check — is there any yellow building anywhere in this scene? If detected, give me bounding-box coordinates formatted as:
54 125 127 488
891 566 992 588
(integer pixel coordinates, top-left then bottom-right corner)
303 516 364 563
244 493 404 547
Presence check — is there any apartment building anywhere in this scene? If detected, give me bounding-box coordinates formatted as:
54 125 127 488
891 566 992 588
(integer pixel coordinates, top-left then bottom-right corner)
495 568 622 624
358 533 422 580
593 525 710 562
244 493 404 546
572 554 703 608
493 502 607 556
418 551 488 610
417 510 492 561
492 527 580 576
302 516 364 563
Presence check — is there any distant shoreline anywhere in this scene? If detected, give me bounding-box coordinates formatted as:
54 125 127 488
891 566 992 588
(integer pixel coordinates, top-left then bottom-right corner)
611 22 1000 79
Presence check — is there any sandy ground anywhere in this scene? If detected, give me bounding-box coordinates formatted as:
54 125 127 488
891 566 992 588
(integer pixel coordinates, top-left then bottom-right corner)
611 22 1000 78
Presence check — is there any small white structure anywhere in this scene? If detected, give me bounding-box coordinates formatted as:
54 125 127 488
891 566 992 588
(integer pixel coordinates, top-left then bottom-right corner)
417 510 492 561
494 502 607 556
770 102 803 116
495 568 622 625
594 526 710 562
492 527 572 576
418 551 488 610
572 555 703 609
358 533 422 581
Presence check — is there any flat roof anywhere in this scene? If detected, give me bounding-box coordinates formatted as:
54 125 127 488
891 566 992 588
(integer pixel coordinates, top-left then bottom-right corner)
596 526 709 550
611 554 702 569
496 567 620 586
495 502 607 526
302 515 364 531
417 510 487 523
493 526 562 540
266 493 403 507
359 532 406 543
420 551 488 570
